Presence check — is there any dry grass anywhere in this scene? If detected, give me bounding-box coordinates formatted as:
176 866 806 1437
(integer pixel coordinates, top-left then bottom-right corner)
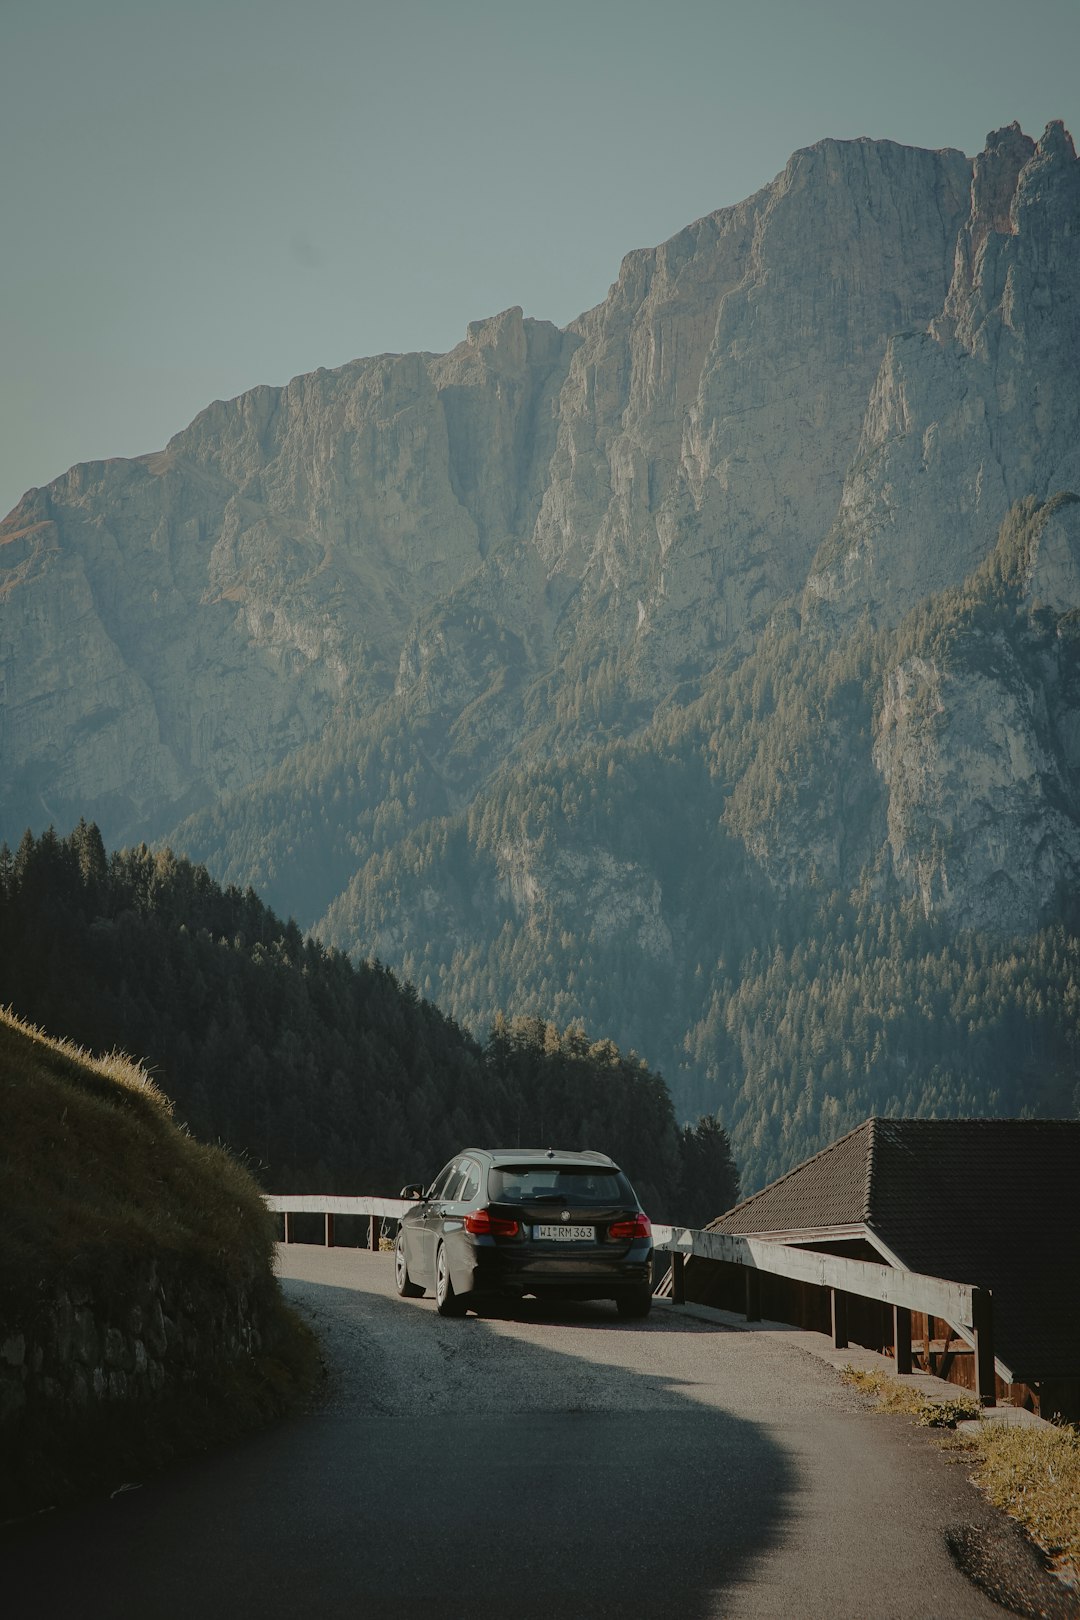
972 1423 1080 1578
0 1006 276 1293
840 1365 981 1427
842 1364 1080 1578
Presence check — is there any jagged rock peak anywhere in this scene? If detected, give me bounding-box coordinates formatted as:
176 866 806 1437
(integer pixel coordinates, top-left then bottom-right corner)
1036 118 1076 159
466 305 525 354
1014 118 1080 222
442 305 568 377
969 123 1035 245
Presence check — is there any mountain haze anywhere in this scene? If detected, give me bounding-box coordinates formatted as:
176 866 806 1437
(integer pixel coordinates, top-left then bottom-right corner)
3 122 1078 1187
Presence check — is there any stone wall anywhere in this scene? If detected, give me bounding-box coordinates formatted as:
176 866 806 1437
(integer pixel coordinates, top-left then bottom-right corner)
0 1253 283 1512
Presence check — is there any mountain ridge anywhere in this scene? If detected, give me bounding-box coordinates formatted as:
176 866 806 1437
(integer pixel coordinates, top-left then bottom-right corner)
3 121 1078 1185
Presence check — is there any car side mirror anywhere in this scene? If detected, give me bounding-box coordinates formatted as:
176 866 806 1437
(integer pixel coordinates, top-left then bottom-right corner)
399 1183 425 1200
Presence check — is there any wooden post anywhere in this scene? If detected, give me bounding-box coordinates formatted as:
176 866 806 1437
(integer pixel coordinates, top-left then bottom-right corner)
972 1288 996 1407
325 1212 335 1248
745 1267 761 1322
283 1212 292 1245
369 1214 379 1251
671 1251 686 1304
831 1288 848 1350
893 1304 912 1375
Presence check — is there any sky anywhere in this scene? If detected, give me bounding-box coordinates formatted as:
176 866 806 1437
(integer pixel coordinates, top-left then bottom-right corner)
2 0 1078 523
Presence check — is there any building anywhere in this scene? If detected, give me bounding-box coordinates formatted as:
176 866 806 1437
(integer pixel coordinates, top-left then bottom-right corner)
685 1117 1080 1419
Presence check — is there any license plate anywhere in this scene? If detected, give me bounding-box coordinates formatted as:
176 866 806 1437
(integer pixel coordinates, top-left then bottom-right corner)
534 1224 595 1242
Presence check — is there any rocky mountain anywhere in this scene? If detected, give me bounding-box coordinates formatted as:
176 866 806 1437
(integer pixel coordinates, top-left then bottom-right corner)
807 122 1080 624
2 122 1078 1187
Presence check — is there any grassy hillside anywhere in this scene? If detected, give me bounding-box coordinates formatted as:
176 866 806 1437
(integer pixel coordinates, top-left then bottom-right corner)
0 1008 315 1515
1 1010 269 1288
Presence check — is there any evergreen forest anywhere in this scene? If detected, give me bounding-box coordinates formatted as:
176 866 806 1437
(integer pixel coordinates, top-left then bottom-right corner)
0 823 739 1223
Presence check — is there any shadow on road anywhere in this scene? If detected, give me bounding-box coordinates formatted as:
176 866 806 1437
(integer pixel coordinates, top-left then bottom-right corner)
2 1258 797 1620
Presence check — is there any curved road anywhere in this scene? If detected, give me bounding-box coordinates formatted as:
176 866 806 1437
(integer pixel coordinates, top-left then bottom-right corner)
4 1247 1015 1618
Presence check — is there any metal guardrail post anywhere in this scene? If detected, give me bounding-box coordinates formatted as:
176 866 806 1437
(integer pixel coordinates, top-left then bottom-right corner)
893 1305 912 1374
283 1212 292 1245
325 1213 335 1248
971 1288 996 1406
671 1251 686 1304
369 1214 379 1251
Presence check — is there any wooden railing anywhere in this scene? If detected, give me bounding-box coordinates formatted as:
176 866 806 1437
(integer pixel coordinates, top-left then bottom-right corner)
652 1224 997 1406
267 1197 997 1406
267 1194 411 1252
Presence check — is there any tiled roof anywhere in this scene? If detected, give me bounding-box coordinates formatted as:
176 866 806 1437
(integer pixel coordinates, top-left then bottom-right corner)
709 1118 875 1234
709 1119 1080 1382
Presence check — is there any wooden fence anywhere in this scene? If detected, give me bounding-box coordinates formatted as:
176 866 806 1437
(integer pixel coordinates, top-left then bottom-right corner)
267 1194 411 1253
267 1198 997 1405
651 1224 997 1406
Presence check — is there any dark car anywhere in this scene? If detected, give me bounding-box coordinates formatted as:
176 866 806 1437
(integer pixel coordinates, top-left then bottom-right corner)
394 1147 654 1319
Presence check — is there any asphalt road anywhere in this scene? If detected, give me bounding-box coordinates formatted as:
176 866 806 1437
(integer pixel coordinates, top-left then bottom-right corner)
2 1246 1018 1619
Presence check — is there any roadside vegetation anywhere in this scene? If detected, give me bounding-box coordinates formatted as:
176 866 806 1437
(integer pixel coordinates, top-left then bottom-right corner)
972 1423 1080 1585
840 1366 981 1428
0 1006 317 1514
842 1367 1080 1581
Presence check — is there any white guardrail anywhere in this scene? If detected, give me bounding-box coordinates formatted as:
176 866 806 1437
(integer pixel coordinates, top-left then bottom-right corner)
267 1199 997 1404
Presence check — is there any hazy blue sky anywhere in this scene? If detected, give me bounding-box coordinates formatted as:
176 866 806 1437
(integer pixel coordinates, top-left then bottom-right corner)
2 0 1077 521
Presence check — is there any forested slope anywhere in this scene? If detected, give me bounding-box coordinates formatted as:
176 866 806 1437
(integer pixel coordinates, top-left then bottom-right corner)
0 823 737 1221
316 499 1080 1188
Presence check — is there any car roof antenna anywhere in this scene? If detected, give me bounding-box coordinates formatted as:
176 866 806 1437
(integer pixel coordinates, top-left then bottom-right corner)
546 1147 555 1158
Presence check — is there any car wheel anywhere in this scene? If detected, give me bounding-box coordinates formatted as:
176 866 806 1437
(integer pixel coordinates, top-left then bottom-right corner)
395 1232 424 1298
435 1242 468 1317
616 1285 653 1319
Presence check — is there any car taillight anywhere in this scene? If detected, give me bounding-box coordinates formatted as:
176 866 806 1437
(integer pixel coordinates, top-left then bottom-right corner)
608 1213 652 1241
464 1208 519 1237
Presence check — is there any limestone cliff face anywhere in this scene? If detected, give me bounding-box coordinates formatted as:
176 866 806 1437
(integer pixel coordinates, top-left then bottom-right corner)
807 123 1080 625
873 640 1080 930
0 312 571 838
870 497 1080 931
388 136 971 760
531 137 969 686
2 125 1078 944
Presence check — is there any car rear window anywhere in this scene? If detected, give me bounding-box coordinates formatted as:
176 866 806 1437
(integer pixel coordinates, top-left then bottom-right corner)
489 1166 635 1205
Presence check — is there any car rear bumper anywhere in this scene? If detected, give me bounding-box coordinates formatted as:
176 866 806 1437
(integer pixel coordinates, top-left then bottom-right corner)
458 1239 653 1300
